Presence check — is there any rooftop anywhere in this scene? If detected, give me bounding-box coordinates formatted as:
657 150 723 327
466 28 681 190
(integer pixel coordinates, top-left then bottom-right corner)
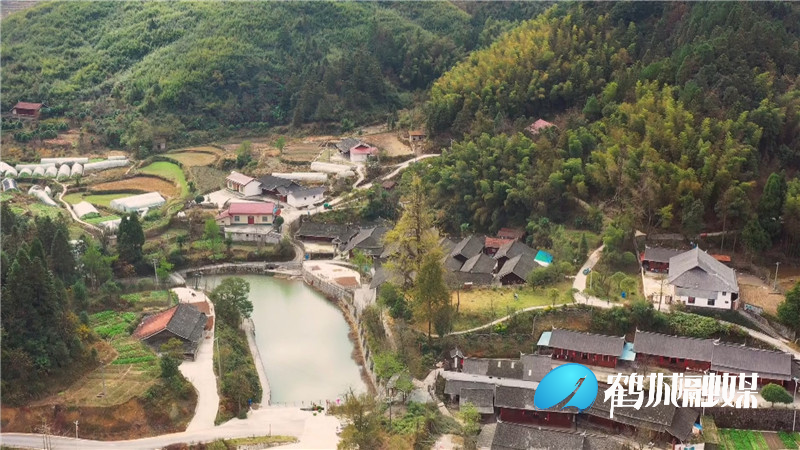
634 330 713 362
668 247 738 292
226 171 257 186
548 329 626 357
227 201 276 215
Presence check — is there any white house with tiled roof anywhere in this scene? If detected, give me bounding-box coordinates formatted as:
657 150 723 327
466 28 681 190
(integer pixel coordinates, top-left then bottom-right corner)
225 171 262 196
668 247 738 310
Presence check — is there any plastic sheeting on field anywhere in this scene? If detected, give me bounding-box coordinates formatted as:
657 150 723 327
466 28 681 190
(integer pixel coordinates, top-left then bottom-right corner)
32 166 46 177
73 201 99 218
44 186 52 197
40 157 89 166
57 165 72 179
2 178 18 191
71 163 83 177
310 162 353 174
271 172 329 182
28 185 58 206
45 166 58 178
107 155 127 161
0 161 14 175
83 159 129 172
18 168 32 177
109 192 165 212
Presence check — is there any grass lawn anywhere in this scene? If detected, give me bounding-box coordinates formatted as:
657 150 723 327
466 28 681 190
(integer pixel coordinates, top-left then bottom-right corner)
778 431 800 449
121 290 174 310
64 192 130 208
140 161 189 198
451 281 574 332
84 214 121 224
719 429 769 450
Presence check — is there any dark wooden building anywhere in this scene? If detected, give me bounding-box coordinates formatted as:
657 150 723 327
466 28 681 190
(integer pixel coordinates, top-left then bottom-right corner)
132 303 208 360
634 330 712 372
544 329 625 368
10 101 43 119
495 385 574 428
640 247 683 273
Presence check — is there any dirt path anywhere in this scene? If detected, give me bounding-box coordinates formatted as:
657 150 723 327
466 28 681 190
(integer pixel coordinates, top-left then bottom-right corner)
55 181 101 234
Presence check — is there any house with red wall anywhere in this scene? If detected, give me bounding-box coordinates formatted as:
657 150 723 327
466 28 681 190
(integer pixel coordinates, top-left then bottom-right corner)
542 329 626 368
633 330 712 372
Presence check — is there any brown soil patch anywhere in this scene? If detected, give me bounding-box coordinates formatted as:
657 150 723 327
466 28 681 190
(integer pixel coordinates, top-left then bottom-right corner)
364 132 413 157
167 151 218 167
761 432 785 450
91 175 178 198
282 141 322 162
739 274 785 315
0 395 194 440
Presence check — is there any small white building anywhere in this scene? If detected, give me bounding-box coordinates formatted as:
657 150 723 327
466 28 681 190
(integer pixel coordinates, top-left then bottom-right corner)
286 186 325 208
668 247 738 310
110 192 166 213
225 171 263 197
348 143 378 163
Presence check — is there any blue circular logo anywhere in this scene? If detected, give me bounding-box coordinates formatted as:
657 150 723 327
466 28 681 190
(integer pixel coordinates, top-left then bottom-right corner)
533 363 598 412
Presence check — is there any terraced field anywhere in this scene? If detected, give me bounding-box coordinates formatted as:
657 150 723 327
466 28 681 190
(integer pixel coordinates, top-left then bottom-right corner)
167 147 222 167
91 175 179 197
58 311 159 406
139 161 189 197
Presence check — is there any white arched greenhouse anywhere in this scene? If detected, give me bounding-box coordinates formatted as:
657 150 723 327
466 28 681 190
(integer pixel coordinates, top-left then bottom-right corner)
73 201 99 218
57 164 72 179
32 166 46 177
84 159 129 173
110 192 166 213
45 166 58 178
71 163 83 177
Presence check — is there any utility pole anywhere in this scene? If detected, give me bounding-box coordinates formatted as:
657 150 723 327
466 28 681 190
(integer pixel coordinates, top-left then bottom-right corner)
793 377 798 432
74 420 79 449
773 262 781 291
152 258 159 286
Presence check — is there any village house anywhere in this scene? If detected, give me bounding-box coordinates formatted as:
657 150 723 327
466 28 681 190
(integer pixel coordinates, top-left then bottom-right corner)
633 330 712 372
259 175 301 201
216 201 276 226
380 180 397 191
450 235 486 264
225 171 263 197
496 254 538 285
132 303 208 360
10 101 43 119
483 237 514 256
496 227 525 241
711 343 794 388
295 221 358 257
493 240 537 272
348 143 379 163
455 253 496 287
286 185 325 208
341 225 388 259
640 247 684 273
335 137 361 155
408 129 426 142
539 329 627 368
668 247 739 310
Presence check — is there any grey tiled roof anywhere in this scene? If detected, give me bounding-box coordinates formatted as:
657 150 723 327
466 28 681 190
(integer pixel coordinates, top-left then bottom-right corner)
477 422 497 450
642 247 684 263
548 329 625 357
451 235 485 261
487 359 524 379
295 222 358 243
666 407 699 442
520 354 552 382
491 422 585 450
167 303 207 342
711 344 792 380
497 254 538 283
668 247 738 293
450 271 494 286
634 330 713 362
342 226 388 256
460 388 495 414
259 175 298 191
443 378 493 396
493 385 536 410
461 253 497 274
336 137 361 152
290 186 326 198
494 240 536 260
463 358 490 376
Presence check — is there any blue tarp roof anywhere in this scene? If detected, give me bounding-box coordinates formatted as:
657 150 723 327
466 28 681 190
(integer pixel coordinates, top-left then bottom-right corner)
537 331 552 347
620 342 636 361
534 250 553 266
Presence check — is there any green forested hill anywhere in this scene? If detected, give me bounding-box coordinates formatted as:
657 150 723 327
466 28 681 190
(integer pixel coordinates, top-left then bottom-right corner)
1 1 544 153
419 3 800 255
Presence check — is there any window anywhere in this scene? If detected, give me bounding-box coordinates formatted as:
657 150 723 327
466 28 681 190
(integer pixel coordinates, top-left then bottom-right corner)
688 297 695 304
722 292 727 296
263 216 269 222
708 298 715 306
670 357 677 364
582 353 588 359
234 216 240 222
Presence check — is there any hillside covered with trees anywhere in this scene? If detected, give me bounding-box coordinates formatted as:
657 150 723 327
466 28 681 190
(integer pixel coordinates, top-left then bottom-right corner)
1 1 544 154
419 2 800 256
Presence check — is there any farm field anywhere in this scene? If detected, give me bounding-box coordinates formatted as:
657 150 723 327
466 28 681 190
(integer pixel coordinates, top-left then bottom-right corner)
719 429 769 450
739 273 784 315
64 192 129 208
282 141 322 162
84 214 121 224
139 161 189 197
188 165 227 194
364 131 414 156
91 175 179 198
167 146 222 167
450 281 574 331
57 311 159 406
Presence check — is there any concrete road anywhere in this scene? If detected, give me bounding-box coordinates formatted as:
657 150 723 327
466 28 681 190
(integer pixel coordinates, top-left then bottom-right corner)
572 245 604 292
179 334 220 432
0 407 339 450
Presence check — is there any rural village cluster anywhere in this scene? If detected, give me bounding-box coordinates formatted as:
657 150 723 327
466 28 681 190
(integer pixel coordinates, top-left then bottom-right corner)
2 4 800 450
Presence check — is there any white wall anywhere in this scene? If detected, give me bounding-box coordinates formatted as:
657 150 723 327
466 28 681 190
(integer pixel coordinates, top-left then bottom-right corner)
241 182 263 197
287 191 323 208
676 293 733 310
350 153 369 163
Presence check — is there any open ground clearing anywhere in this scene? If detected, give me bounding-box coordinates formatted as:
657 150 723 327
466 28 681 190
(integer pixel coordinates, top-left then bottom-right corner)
92 175 180 198
282 141 322 162
739 273 785 315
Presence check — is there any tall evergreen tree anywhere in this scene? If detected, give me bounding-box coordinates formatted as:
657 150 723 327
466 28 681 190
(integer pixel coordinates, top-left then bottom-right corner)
412 247 451 342
758 172 787 239
117 213 145 265
29 238 46 264
50 227 76 283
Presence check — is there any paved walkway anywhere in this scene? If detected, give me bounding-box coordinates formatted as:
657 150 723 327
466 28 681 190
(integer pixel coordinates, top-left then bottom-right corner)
54 181 101 234
180 334 220 432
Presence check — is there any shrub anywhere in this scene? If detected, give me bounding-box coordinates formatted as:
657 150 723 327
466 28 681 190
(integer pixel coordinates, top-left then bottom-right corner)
761 383 793 405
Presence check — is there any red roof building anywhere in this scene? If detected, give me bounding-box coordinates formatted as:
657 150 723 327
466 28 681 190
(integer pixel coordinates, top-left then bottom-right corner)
349 143 379 162
216 201 276 226
483 237 514 256
497 227 525 241
132 303 208 360
11 102 43 119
